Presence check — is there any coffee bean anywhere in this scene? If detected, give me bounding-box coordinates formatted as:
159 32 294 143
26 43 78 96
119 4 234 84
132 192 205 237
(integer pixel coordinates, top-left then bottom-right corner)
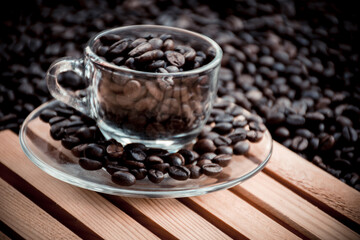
177 149 198 164
106 143 124 159
246 130 262 142
148 169 164 183
84 143 105 159
215 146 233 155
130 168 148 180
319 133 335 151
202 163 222 177
198 131 220 140
188 165 202 179
150 163 170 173
106 165 129 175
193 139 216 154
61 135 81 150
213 136 232 146
71 143 88 157
165 51 185 67
39 109 57 122
79 157 103 170
286 114 306 126
233 141 250 155
127 148 147 161
168 166 190 180
128 42 152 57
212 154 232 167
135 50 164 62
274 127 290 138
295 129 314 139
112 171 136 186
342 126 358 142
291 136 308 152
123 160 145 169
165 153 185 166
197 159 213 167
212 122 233 135
147 155 164 165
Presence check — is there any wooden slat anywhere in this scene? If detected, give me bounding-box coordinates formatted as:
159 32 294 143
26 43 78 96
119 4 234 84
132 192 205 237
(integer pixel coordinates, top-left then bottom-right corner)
180 190 300 239
263 141 360 227
108 196 231 240
0 178 80 240
0 131 159 240
231 172 360 240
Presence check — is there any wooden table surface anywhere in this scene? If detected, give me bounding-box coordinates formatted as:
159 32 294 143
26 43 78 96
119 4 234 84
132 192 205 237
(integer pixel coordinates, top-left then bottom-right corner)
1 127 359 239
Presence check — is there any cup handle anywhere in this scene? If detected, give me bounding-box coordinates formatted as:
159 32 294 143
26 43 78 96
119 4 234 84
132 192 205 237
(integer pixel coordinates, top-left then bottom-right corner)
46 57 91 116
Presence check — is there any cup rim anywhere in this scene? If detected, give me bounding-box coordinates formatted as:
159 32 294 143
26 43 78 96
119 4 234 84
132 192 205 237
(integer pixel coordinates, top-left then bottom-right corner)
85 25 223 76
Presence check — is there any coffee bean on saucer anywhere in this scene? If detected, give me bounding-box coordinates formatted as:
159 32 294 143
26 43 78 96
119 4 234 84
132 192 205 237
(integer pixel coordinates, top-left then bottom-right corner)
148 169 164 183
39 109 57 122
215 146 233 155
79 157 103 170
233 141 250 155
61 135 81 149
106 143 124 159
188 165 202 179
71 143 88 157
84 143 105 159
130 168 148 180
212 154 232 167
168 165 190 180
112 171 136 186
106 164 129 175
193 139 216 154
177 149 198 164
165 153 185 166
202 163 223 177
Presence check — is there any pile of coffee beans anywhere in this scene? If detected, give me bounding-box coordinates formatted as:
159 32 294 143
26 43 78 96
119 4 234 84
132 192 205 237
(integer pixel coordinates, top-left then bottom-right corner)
40 100 263 186
95 34 215 72
1 0 358 190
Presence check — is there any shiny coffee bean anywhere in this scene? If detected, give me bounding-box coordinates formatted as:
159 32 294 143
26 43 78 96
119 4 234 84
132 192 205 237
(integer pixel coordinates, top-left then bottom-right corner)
168 166 190 180
148 169 164 183
212 154 232 167
202 163 223 177
112 171 136 186
188 165 202 179
233 141 250 155
193 139 216 154
79 157 103 170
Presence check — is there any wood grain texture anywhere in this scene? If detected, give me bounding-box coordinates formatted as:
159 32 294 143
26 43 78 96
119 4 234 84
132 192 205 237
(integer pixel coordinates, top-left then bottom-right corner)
0 130 159 240
109 196 231 240
232 172 360 240
181 190 300 240
263 141 360 227
0 178 80 240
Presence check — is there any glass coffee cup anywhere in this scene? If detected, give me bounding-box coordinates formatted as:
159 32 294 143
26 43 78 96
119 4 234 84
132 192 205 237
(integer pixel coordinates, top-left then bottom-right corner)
46 25 222 151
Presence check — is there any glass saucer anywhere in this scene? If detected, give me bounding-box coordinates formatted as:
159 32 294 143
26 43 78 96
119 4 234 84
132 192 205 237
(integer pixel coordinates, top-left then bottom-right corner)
19 100 273 198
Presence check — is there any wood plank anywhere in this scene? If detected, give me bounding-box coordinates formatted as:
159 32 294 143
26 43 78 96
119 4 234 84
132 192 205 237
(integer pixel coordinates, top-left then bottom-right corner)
0 178 80 240
107 196 231 240
0 130 159 240
180 190 300 240
231 172 360 240
262 141 360 227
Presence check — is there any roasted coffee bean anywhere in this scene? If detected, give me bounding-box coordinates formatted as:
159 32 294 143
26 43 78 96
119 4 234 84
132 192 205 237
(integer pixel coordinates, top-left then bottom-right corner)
150 163 170 173
198 131 220 140
215 146 233 155
274 127 290 138
124 143 147 152
127 148 147 161
135 50 164 62
246 130 262 142
48 116 65 125
295 129 314 139
39 109 57 122
213 136 232 146
112 171 136 186
286 114 306 126
212 154 232 167
128 42 152 57
197 159 213 167
228 130 247 144
165 51 185 67
71 143 88 157
123 160 145 169
61 135 81 150
214 114 234 123
177 149 198 164
168 166 190 180
202 163 223 177
106 143 124 159
342 126 358 142
106 165 129 175
193 139 216 154
79 157 103 170
319 133 335 151
130 168 148 180
84 143 105 159
233 141 250 155
291 136 308 152
212 122 233 135
199 152 217 161
148 169 164 183
188 165 202 179
165 153 185 166
74 126 93 140
147 155 164 164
